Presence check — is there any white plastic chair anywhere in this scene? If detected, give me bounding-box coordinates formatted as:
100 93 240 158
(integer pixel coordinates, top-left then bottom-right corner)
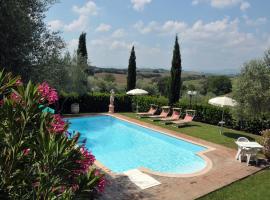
237 137 249 142
245 148 260 166
236 137 250 162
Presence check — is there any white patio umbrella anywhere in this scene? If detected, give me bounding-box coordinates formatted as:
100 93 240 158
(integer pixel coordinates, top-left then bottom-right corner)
208 96 237 134
126 89 148 95
126 89 148 112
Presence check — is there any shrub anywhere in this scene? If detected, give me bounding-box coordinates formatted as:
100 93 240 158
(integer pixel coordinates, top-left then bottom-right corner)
260 129 270 160
0 71 105 199
59 93 132 114
135 96 168 112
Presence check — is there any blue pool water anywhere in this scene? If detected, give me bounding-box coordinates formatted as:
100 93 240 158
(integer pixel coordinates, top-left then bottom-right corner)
67 115 207 174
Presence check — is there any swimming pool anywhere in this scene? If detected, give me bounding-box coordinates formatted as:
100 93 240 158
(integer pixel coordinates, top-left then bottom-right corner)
67 115 208 174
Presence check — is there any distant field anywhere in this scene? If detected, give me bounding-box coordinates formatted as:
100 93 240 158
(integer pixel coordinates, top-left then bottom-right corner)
94 70 206 86
95 73 127 86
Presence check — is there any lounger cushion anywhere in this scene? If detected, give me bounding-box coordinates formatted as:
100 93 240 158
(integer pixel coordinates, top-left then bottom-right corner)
184 115 193 121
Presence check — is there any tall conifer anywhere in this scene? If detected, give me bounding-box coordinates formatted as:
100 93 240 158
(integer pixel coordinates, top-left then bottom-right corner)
169 36 182 105
127 46 136 91
77 32 88 64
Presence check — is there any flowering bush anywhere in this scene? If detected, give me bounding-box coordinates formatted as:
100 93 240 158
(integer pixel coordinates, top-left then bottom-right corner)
260 129 270 160
0 70 105 199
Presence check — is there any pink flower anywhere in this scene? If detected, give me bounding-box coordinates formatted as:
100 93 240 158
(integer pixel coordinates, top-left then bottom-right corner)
15 79 23 86
38 82 58 104
95 169 101 176
71 184 79 192
50 114 66 134
0 99 4 106
59 185 66 193
97 177 106 193
74 147 96 175
10 92 21 103
22 148 30 155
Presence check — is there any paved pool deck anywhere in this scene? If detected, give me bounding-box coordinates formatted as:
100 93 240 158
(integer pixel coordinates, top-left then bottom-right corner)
93 113 265 200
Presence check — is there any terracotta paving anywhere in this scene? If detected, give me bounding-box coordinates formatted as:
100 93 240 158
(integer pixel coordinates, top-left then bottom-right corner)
91 114 265 200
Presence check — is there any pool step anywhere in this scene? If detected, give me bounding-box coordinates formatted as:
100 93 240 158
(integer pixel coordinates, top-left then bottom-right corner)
123 169 161 189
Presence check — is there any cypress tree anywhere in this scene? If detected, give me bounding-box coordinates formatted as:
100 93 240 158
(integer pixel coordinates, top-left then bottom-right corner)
77 32 88 64
127 46 136 91
169 36 182 105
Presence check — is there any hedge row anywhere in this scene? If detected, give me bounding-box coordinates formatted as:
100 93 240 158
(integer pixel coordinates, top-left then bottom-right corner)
58 93 269 135
58 93 132 113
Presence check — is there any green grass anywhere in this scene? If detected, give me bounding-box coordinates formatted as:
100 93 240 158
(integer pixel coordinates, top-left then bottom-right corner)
120 112 269 199
120 112 260 149
198 169 270 200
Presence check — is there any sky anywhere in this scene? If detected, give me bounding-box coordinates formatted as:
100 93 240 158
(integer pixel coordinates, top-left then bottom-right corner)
46 0 270 74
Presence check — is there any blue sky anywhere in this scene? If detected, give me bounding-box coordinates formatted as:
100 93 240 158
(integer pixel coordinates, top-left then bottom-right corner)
46 0 270 73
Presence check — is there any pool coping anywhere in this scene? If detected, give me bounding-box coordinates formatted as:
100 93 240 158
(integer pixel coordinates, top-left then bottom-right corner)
66 113 216 178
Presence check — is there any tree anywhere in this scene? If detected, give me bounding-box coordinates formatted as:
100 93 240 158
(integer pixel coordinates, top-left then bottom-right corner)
264 48 270 67
0 0 64 80
127 46 136 91
77 32 88 64
207 76 232 96
198 78 208 95
169 36 182 105
233 59 270 119
157 76 170 97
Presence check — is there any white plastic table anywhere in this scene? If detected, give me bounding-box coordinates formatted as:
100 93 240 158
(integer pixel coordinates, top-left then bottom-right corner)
235 141 263 160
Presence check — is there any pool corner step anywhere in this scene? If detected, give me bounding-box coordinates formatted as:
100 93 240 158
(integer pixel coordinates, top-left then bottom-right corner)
123 169 161 189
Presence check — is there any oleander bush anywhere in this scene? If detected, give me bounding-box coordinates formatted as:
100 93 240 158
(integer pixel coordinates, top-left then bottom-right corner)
260 129 270 159
0 71 105 199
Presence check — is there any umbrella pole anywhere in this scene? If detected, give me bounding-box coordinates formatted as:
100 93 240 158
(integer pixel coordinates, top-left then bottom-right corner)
220 108 224 135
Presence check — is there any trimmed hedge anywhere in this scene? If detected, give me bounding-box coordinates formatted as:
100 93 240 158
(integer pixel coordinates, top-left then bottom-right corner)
58 93 269 135
58 93 132 113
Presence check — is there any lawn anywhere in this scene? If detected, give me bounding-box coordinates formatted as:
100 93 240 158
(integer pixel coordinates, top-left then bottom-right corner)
120 112 260 149
198 169 270 200
120 112 269 200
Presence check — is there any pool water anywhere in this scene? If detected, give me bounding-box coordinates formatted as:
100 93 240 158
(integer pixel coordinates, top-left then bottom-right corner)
67 115 207 174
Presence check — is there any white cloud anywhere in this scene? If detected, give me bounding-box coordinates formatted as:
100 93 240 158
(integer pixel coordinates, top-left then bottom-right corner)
133 20 159 34
112 29 126 38
63 1 99 32
67 39 78 53
240 1 250 11
48 20 63 31
64 15 88 32
90 38 136 51
131 0 152 11
191 0 200 6
243 15 267 26
95 23 111 32
72 1 98 16
210 0 242 8
192 0 250 11
110 40 133 50
134 20 187 35
161 21 187 34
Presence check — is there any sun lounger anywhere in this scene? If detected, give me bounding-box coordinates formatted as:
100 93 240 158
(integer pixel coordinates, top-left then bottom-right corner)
171 110 196 127
159 108 181 122
147 106 170 120
137 104 158 117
